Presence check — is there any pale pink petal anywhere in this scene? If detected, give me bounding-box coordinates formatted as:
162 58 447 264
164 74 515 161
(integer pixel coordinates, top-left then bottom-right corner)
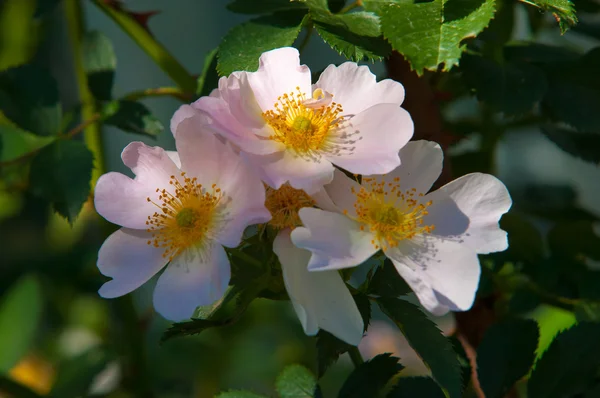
323 169 361 217
377 140 444 195
433 173 512 254
120 141 180 188
327 104 413 175
385 236 481 314
247 47 312 112
292 208 377 271
274 229 364 345
170 104 200 138
94 172 157 230
153 244 230 321
315 62 406 115
165 151 181 168
244 150 335 194
97 228 167 298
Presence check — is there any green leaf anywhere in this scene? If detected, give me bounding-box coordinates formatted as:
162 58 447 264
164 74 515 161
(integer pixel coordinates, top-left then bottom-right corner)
500 213 545 264
276 364 320 397
0 275 43 372
103 100 164 137
520 0 577 34
312 10 391 62
49 346 112 398
574 301 600 322
450 336 472 392
354 293 372 332
315 330 352 378
197 48 220 97
388 377 446 398
548 220 600 261
0 0 37 71
368 258 411 297
216 391 269 398
541 126 600 164
0 124 55 162
227 0 308 14
83 31 116 101
217 11 306 76
461 54 548 114
338 353 403 398
528 322 600 398
378 298 462 398
0 64 62 136
476 319 539 398
379 0 496 74
29 140 94 223
162 276 269 341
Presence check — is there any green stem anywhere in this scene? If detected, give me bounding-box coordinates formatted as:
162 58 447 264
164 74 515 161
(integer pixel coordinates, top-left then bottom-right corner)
340 0 363 13
91 0 196 93
64 0 104 186
348 346 365 367
123 86 192 102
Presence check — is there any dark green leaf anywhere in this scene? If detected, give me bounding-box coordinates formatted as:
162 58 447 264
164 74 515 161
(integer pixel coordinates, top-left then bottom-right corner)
379 0 496 74
461 54 548 114
276 364 320 397
388 377 445 398
0 64 62 136
328 0 347 13
83 31 116 101
196 48 219 97
227 0 308 14
217 11 306 76
548 221 600 261
477 319 539 398
500 213 544 264
49 347 112 398
103 100 164 137
378 298 462 398
29 140 94 223
528 322 600 398
316 330 352 378
542 126 600 164
312 10 391 62
34 0 62 18
338 353 403 398
449 336 472 392
0 375 44 398
575 301 600 322
217 392 269 398
368 258 411 297
354 293 372 332
0 275 43 372
520 0 577 34
0 123 54 162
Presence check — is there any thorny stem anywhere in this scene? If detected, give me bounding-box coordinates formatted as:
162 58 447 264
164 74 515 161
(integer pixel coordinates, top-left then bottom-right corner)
65 0 105 186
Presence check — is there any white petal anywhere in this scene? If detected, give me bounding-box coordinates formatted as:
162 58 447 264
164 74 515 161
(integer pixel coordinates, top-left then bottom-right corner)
97 228 167 298
247 47 312 111
328 104 413 175
94 172 156 230
323 169 361 217
292 208 377 271
120 141 181 188
153 244 230 321
385 236 481 314
274 230 364 345
244 150 335 194
315 62 406 115
377 140 443 195
434 173 512 253
422 189 470 238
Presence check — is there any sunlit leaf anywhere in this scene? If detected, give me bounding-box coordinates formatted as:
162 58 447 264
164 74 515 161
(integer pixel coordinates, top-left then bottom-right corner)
276 364 320 398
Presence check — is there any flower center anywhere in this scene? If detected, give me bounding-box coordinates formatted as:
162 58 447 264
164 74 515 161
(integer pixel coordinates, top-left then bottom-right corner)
263 87 356 160
346 177 435 250
146 172 225 261
265 183 315 230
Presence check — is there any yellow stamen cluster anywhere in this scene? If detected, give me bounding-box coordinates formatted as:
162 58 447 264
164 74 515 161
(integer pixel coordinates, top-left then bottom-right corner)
263 87 356 160
347 177 435 250
264 183 315 230
146 172 224 261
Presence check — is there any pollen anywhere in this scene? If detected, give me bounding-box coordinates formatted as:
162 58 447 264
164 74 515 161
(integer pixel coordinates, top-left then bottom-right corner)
349 177 435 250
145 172 225 261
263 87 358 160
264 183 315 230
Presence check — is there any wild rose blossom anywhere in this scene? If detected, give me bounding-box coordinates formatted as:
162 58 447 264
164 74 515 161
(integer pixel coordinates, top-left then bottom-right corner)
94 113 271 321
188 47 413 194
265 184 364 345
290 140 512 315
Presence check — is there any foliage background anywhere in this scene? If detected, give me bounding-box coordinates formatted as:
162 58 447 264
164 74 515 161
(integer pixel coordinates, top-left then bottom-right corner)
1 0 600 397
